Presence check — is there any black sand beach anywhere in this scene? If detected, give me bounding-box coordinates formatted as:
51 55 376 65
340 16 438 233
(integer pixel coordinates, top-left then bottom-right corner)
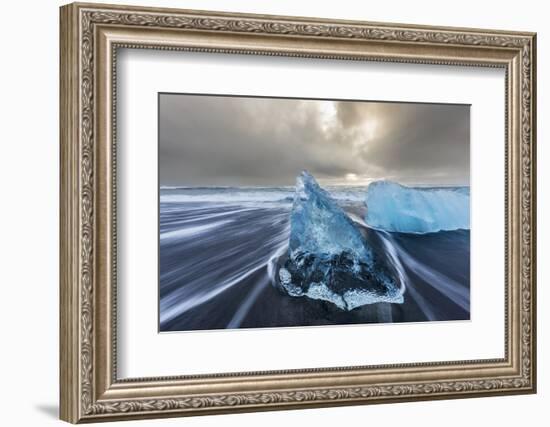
159 195 470 332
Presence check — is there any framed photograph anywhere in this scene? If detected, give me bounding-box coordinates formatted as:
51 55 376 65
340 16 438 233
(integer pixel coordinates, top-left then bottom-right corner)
60 2 537 423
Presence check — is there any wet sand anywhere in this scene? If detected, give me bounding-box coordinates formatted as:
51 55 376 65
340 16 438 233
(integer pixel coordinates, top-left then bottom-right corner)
160 201 470 332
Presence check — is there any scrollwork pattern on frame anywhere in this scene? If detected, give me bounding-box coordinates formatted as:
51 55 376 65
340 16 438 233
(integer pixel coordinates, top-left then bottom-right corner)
86 377 530 415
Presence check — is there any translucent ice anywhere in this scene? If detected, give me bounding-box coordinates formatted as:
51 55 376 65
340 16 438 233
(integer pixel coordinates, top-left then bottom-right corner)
277 171 403 310
365 180 470 234
288 171 372 261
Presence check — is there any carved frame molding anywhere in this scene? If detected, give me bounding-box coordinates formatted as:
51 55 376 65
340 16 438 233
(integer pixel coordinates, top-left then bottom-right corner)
60 2 536 423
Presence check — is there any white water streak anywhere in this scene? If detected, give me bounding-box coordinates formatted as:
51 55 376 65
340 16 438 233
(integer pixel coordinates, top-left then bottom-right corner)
381 231 469 312
160 219 232 241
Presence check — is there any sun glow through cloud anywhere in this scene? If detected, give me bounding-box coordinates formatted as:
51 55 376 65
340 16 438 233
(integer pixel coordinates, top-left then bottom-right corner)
318 101 337 132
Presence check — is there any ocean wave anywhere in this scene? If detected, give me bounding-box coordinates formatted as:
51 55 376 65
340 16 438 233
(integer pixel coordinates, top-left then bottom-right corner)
160 186 369 205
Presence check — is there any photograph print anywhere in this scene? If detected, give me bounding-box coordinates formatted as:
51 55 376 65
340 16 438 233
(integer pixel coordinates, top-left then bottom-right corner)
159 93 470 332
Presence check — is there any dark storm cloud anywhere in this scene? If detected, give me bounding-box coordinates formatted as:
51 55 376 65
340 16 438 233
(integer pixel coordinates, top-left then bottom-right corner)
159 94 469 186
333 102 470 183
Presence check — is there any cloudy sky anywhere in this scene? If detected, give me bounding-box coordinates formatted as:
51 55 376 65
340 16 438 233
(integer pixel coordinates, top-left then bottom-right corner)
159 93 470 187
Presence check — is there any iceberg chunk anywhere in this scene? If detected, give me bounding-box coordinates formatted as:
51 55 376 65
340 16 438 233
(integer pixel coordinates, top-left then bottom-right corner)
365 180 470 234
277 171 403 310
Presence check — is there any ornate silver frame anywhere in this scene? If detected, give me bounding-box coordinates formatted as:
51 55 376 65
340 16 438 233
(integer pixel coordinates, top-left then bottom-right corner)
60 2 537 423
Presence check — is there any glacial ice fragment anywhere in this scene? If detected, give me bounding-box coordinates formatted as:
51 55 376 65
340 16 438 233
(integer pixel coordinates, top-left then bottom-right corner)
277 171 403 310
365 180 470 234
